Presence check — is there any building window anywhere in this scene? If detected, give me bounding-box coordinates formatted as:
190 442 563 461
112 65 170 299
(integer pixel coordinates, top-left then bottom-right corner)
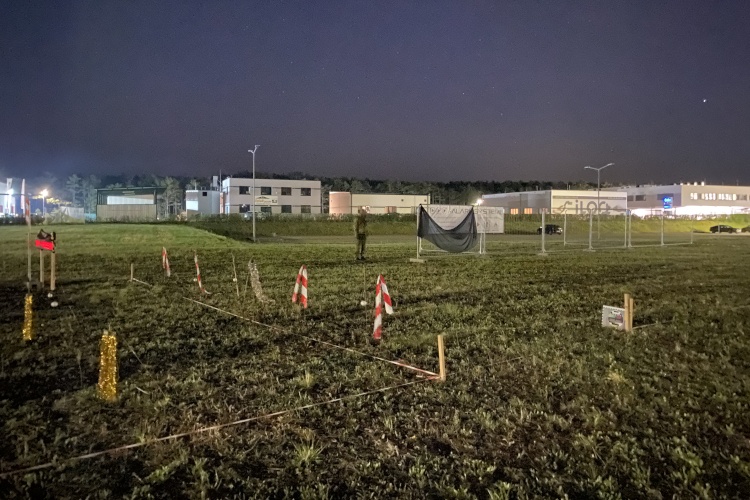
260 206 272 214
635 195 646 201
261 186 272 196
300 187 312 196
239 204 250 213
202 192 207 197
281 205 292 213
523 208 532 215
627 195 634 201
301 205 311 214
239 186 250 195
281 187 292 196
510 208 519 215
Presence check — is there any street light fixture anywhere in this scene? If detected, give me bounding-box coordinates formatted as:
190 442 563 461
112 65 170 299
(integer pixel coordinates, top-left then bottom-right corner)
248 145 260 242
40 189 49 217
584 163 614 239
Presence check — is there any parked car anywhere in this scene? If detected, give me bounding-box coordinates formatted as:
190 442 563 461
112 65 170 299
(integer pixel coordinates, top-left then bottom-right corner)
709 225 737 233
537 224 563 235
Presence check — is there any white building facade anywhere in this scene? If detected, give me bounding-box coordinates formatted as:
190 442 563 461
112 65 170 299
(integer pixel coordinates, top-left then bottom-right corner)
185 190 221 217
221 178 322 215
609 183 750 216
329 192 430 215
481 190 627 215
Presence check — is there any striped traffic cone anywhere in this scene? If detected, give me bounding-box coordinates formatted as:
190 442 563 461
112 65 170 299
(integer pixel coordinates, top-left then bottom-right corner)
292 265 308 308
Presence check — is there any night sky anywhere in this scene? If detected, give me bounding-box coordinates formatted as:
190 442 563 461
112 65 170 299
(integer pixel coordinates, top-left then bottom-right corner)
2 1 750 184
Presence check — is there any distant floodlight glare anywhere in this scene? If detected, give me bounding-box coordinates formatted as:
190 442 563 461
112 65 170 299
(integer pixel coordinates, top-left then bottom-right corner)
41 189 49 197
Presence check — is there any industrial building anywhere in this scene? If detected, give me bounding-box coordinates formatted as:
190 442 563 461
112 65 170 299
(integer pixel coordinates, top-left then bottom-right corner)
481 189 628 215
95 187 165 221
609 183 750 216
185 189 221 217
221 178 322 215
329 192 430 215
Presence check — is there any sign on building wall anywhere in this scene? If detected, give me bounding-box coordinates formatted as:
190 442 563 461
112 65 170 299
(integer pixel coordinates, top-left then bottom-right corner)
551 193 627 215
255 195 278 205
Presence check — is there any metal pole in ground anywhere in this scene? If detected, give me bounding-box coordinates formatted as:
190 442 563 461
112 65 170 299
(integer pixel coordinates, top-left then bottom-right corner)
623 210 628 248
661 210 665 246
690 216 694 244
587 209 594 251
628 211 633 248
540 210 546 254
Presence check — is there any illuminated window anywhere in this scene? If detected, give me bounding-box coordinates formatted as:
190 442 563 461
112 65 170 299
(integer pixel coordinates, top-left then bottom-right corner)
510 208 519 215
523 208 533 214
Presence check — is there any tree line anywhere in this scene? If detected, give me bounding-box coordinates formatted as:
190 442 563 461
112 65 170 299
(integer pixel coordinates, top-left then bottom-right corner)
15 170 599 212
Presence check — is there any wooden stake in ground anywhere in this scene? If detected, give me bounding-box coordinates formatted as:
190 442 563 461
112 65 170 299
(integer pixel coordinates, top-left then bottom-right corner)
97 331 118 402
437 335 446 382
232 254 240 298
39 250 44 288
130 263 134 282
623 293 631 332
629 296 635 331
50 252 56 291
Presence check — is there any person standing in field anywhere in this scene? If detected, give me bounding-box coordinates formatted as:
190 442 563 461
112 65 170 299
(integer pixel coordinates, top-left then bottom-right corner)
355 207 368 260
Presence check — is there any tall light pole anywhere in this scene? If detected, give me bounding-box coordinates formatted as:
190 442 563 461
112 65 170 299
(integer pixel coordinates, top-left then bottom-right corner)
248 145 260 242
584 163 614 239
40 189 48 217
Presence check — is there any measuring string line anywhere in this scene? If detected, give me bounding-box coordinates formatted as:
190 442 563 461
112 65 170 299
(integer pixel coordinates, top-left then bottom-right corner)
0 379 430 478
130 277 439 378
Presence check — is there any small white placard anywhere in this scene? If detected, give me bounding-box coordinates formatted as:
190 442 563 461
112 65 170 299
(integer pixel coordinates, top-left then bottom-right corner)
602 306 625 330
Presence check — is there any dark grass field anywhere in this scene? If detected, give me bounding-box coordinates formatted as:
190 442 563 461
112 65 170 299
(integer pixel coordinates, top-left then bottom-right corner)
1 224 749 498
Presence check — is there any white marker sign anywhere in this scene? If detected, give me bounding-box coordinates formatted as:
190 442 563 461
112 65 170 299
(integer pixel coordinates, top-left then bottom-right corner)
601 305 626 330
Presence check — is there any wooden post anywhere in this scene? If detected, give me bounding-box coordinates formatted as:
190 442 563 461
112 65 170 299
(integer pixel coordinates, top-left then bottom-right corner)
629 296 635 331
50 252 56 291
130 263 134 281
437 335 446 382
39 250 45 288
623 293 631 332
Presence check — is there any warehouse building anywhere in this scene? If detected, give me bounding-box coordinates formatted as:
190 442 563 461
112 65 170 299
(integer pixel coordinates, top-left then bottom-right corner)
609 183 750 216
329 192 430 215
481 189 627 215
95 187 165 221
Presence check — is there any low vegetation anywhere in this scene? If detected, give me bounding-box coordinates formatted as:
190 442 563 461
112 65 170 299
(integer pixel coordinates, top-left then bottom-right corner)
0 224 749 498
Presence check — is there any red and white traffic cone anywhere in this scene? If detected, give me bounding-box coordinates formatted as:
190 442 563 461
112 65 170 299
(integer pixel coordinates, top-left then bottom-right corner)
373 274 393 341
292 265 308 308
194 252 209 294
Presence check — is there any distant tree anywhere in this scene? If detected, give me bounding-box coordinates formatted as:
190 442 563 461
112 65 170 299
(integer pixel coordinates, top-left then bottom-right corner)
65 174 83 206
81 175 100 213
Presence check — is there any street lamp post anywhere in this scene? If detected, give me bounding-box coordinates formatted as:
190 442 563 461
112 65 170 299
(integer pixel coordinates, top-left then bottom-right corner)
248 145 260 242
40 189 48 217
584 163 614 239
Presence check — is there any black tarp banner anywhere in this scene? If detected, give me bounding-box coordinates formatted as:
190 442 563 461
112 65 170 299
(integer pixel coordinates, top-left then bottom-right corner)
417 205 478 253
